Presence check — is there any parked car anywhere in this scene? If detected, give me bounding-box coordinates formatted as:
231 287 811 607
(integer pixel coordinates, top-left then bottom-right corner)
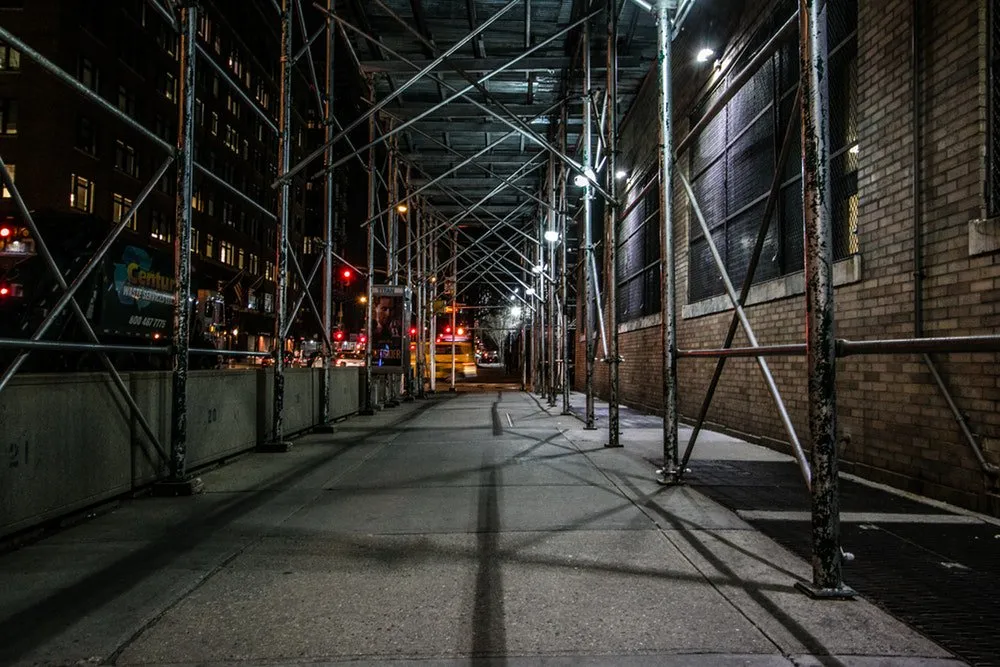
335 351 366 367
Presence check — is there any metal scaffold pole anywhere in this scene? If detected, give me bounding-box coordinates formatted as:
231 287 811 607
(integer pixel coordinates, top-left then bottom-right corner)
361 80 376 415
316 0 337 433
429 225 437 393
605 0 621 447
450 230 457 393
537 217 545 396
416 203 426 398
264 0 295 451
560 109 571 414
582 17 597 430
796 0 853 599
547 153 558 407
652 0 679 477
404 166 414 401
163 2 202 492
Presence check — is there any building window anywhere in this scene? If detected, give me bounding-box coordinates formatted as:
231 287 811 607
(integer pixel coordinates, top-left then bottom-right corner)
237 248 245 269
990 0 1000 216
219 239 234 265
0 98 16 135
249 253 259 275
161 71 177 102
222 200 234 225
205 233 214 258
210 111 219 136
685 0 857 303
70 174 94 212
112 193 134 229
117 85 136 118
197 14 212 41
192 227 200 253
0 43 20 70
195 98 205 126
616 170 661 323
114 140 138 178
212 74 220 98
1 163 13 198
265 260 274 280
76 115 98 155
192 188 204 212
78 57 99 92
150 209 171 242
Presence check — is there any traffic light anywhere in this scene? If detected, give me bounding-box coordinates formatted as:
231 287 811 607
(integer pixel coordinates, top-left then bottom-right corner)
444 325 451 334
333 330 344 342
409 326 417 336
0 222 33 256
358 334 367 344
340 267 353 281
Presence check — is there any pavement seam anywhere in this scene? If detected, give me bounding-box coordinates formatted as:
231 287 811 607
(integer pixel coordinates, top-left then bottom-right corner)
543 421 793 660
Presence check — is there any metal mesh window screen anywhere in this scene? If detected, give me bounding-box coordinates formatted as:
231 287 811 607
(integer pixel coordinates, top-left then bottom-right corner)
989 0 1000 216
686 0 858 304
616 171 661 323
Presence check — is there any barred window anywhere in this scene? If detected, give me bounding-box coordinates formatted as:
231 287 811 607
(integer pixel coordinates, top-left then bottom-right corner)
70 174 94 212
616 170 661 323
989 0 1000 216
686 0 857 303
112 193 134 229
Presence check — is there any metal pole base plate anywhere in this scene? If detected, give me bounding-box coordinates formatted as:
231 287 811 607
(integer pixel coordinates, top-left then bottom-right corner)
561 410 572 416
584 425 598 431
604 442 624 448
152 477 205 497
313 423 337 434
795 581 857 600
654 467 687 486
257 441 293 453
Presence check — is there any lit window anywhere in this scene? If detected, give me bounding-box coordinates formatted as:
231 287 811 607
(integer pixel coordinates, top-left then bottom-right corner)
150 209 172 242
192 189 204 212
237 248 245 269
205 233 214 258
192 227 200 253
70 174 94 213
162 72 177 102
219 240 234 265
1 162 13 198
210 112 218 136
0 98 17 135
0 43 20 71
112 193 134 229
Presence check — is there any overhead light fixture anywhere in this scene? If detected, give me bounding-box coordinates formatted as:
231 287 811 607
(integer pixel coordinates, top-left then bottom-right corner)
615 169 628 180
396 203 409 214
849 144 860 155
532 264 545 274
526 287 536 296
696 48 715 63
573 167 597 188
511 306 522 317
544 229 560 243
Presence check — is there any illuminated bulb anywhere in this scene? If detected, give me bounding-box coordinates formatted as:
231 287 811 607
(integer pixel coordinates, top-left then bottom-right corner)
396 203 409 214
615 169 628 180
696 48 715 63
544 230 559 243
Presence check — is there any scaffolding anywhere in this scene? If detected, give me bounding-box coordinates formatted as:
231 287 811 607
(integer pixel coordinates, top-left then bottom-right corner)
4 0 1000 599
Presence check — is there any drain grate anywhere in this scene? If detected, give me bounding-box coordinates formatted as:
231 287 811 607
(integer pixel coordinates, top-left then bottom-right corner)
689 460 1000 667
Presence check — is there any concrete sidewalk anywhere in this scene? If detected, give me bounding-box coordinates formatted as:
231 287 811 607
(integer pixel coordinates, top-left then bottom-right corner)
0 390 964 666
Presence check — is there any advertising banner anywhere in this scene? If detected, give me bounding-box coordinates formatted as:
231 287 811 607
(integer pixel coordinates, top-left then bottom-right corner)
370 284 411 367
101 245 175 337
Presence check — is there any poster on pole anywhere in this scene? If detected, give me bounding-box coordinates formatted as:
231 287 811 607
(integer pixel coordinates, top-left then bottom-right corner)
370 284 411 367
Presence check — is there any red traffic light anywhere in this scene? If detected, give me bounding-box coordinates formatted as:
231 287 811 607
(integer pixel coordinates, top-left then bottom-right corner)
334 330 344 341
444 325 451 334
0 226 10 238
341 268 352 280
0 286 8 296
409 327 417 336
359 334 367 343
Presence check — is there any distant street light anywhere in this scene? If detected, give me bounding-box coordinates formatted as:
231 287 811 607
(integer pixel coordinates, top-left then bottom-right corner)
544 229 560 243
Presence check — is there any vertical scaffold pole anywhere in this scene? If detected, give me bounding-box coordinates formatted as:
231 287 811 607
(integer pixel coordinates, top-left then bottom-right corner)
266 0 295 450
605 0 621 447
583 17 597 430
796 0 854 599
560 106 571 415
450 230 457 392
361 80 376 415
165 2 202 490
316 0 336 432
547 152 558 407
656 0 678 476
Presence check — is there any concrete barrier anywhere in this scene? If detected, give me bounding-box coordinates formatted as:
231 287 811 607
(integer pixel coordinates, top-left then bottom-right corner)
0 366 379 540
0 373 132 537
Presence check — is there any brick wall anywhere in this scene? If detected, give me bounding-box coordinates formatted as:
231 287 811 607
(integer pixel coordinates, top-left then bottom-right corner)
575 0 1000 515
